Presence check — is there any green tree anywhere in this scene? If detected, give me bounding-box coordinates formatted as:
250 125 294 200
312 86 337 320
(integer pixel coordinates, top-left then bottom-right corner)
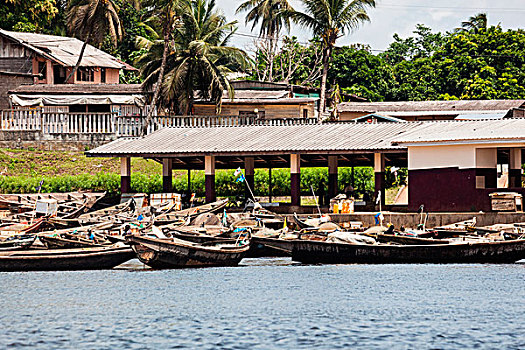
65 0 123 82
0 0 58 32
289 0 376 113
455 13 487 34
236 0 294 81
165 0 249 114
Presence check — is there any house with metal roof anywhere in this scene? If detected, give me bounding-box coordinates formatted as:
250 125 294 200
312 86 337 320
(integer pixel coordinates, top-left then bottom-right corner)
87 119 525 213
0 29 140 113
393 119 525 211
337 100 525 122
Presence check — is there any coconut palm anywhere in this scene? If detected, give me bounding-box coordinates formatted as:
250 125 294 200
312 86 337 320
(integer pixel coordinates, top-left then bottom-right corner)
455 13 487 34
160 0 249 115
65 0 123 82
138 0 183 136
288 0 375 113
236 0 294 81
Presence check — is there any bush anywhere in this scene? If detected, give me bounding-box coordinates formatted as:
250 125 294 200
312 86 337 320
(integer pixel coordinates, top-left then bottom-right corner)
0 166 402 197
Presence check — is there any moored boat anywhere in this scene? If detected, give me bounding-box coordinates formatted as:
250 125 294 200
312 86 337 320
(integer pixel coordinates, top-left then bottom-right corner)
0 245 135 271
291 239 525 264
0 234 36 251
126 234 249 268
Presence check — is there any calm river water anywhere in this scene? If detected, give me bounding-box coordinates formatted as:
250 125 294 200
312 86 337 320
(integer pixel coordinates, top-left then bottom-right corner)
1 258 524 349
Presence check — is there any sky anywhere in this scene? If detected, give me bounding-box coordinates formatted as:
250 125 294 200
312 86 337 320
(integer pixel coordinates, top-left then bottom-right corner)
219 0 525 53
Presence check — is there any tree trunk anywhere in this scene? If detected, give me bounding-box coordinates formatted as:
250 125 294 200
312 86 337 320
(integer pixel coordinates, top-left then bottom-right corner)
64 32 91 83
141 17 170 137
319 44 332 114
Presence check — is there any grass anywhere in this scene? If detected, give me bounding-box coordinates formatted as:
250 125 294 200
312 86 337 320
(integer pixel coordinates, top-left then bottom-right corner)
0 148 164 177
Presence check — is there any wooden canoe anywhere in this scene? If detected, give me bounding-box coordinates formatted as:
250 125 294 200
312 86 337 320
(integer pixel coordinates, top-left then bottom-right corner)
0 245 135 271
291 239 525 264
0 235 36 251
39 235 109 249
154 199 229 224
367 233 451 245
126 234 249 268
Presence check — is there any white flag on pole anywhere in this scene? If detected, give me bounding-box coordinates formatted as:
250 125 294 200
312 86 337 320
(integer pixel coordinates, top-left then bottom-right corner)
233 167 242 177
376 190 381 204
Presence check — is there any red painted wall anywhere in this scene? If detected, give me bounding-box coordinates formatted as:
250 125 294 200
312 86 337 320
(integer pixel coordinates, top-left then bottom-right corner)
408 167 525 212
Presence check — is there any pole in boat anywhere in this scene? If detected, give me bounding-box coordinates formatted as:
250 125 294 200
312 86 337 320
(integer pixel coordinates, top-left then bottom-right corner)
311 185 323 216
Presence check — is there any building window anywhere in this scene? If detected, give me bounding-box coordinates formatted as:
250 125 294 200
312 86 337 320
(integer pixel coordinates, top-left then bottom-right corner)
303 109 308 118
77 68 94 82
38 61 47 80
100 68 106 83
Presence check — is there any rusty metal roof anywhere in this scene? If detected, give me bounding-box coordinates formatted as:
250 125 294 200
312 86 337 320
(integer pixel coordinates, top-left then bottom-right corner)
87 122 424 157
0 29 126 69
337 100 525 113
393 119 525 144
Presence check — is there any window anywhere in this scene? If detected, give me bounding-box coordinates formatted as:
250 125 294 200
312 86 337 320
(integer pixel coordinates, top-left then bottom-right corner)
100 68 106 83
303 109 308 118
77 68 94 82
37 61 47 80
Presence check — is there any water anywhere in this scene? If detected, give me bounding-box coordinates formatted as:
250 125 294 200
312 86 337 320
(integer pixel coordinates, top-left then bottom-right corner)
1 258 524 349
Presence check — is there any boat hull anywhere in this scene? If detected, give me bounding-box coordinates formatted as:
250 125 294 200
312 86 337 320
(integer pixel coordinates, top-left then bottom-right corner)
0 246 134 271
128 235 249 268
292 239 525 264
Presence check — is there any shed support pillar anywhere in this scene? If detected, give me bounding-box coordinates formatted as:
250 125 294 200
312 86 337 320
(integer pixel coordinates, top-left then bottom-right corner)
245 157 255 201
510 148 522 188
120 157 131 194
291 153 301 206
328 156 338 200
374 153 385 207
205 155 216 203
162 158 173 193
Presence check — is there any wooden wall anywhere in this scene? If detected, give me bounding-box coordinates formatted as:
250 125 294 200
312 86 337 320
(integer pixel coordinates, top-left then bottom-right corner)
194 102 315 119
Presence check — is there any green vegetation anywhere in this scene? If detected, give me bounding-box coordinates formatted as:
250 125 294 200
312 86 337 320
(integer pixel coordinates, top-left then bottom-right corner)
0 149 408 198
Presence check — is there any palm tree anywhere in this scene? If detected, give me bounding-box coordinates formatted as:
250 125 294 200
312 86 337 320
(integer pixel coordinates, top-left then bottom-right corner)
168 0 249 114
139 0 183 136
456 13 487 34
288 0 375 113
236 0 294 81
65 0 123 82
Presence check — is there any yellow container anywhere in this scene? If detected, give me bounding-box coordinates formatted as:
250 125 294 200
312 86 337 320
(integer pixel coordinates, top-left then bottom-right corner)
333 203 339 214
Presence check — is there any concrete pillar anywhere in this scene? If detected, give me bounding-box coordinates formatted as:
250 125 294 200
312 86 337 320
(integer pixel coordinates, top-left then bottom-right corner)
290 153 301 206
328 156 338 199
245 157 255 201
205 155 216 203
162 158 172 193
509 148 522 188
374 153 385 207
120 157 131 194
268 167 273 203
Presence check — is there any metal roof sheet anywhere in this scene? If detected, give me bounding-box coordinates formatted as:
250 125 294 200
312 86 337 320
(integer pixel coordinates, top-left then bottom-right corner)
87 122 424 157
337 100 525 113
0 29 126 69
393 119 525 144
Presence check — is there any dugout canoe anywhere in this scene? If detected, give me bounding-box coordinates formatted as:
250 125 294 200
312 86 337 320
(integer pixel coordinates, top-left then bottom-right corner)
0 245 135 271
291 239 525 264
0 234 36 251
126 234 249 268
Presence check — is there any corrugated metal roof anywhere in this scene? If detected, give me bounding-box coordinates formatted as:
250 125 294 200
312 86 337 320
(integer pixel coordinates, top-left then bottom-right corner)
0 29 126 69
10 84 144 95
87 122 424 157
454 113 507 120
337 100 525 113
393 119 525 144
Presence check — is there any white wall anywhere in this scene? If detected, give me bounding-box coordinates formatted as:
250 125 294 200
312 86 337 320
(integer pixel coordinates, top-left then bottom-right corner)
408 143 525 170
